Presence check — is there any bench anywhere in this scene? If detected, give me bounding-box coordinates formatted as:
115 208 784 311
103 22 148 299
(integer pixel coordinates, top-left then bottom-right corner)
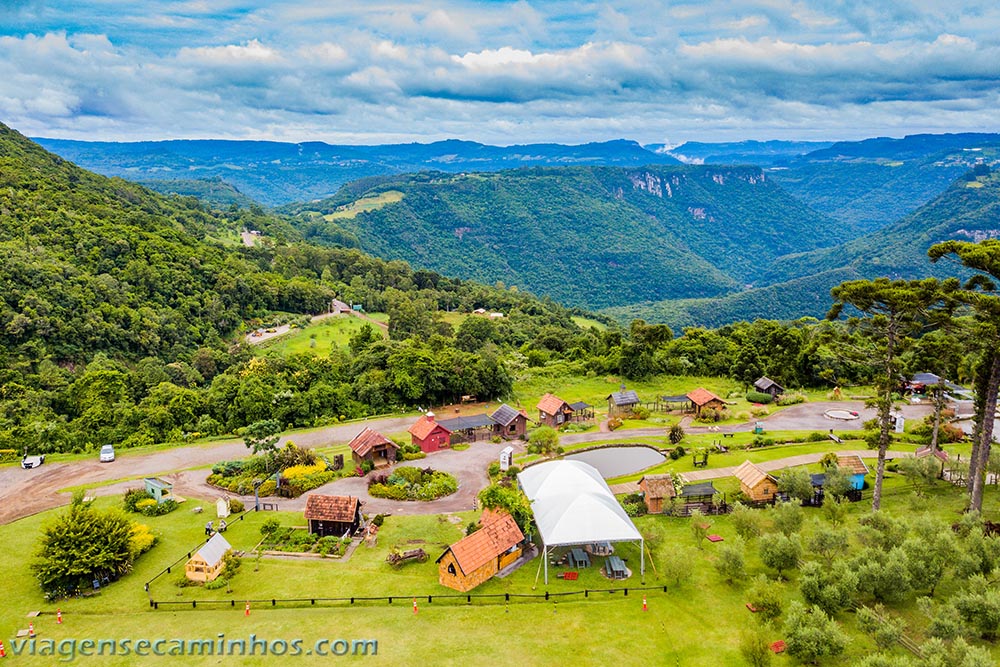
723 433 735 438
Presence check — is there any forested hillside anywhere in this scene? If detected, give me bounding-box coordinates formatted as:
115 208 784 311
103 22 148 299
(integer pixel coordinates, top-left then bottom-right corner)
34 137 679 207
289 165 841 309
0 123 591 454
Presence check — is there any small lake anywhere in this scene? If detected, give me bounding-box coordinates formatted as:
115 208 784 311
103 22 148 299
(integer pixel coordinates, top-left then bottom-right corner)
564 446 666 478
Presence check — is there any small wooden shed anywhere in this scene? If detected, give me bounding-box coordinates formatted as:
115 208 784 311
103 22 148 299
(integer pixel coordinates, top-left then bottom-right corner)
686 388 726 417
753 377 785 399
185 533 232 583
734 461 778 502
536 393 573 428
143 477 173 504
304 494 363 538
437 511 524 592
408 412 452 453
490 404 528 439
606 387 641 417
836 455 870 490
347 428 399 467
638 474 676 514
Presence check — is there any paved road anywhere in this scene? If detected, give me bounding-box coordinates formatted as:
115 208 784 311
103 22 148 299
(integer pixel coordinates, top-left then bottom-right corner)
0 416 419 525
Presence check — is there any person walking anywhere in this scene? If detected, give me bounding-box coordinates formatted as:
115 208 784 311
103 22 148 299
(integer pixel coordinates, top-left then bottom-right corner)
205 520 214 536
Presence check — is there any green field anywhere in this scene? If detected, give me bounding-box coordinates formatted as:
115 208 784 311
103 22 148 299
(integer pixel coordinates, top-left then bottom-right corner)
323 191 405 220
571 316 607 331
255 316 386 357
4 475 999 666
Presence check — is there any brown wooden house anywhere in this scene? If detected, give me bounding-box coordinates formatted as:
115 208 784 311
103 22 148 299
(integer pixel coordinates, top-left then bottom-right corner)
304 494 363 537
185 533 232 583
537 393 573 428
347 428 399 467
408 412 452 453
686 388 725 416
490 404 528 439
753 377 785 399
606 387 641 417
638 474 676 513
734 461 778 502
437 510 524 592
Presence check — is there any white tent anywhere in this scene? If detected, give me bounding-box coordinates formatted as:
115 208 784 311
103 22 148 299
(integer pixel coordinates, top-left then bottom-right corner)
518 460 644 584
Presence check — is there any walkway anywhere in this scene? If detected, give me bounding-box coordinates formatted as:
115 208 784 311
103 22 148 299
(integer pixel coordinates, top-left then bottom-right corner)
679 449 914 482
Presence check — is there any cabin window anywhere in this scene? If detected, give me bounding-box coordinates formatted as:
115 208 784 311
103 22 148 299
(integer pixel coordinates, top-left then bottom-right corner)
508 424 516 433
448 563 456 575
556 413 564 424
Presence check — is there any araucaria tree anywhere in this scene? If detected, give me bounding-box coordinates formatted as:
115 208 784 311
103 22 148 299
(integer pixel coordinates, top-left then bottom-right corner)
827 277 954 511
929 239 1000 513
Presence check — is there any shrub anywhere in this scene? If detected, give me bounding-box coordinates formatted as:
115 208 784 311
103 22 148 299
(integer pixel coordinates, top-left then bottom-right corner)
776 393 806 406
129 523 157 558
806 431 828 442
488 462 501 477
282 461 328 480
695 408 721 423
139 499 178 517
631 405 651 420
505 465 521 478
749 405 769 417
134 498 158 512
228 498 244 514
668 423 685 445
371 514 385 527
123 488 153 512
668 445 686 460
257 480 276 496
0 448 18 463
607 417 623 431
260 518 280 537
746 391 773 404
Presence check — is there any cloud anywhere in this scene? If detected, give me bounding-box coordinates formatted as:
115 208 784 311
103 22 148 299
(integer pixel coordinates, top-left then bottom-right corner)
0 1 998 144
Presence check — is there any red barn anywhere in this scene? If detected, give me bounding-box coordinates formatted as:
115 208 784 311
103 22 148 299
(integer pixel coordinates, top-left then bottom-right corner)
408 412 452 453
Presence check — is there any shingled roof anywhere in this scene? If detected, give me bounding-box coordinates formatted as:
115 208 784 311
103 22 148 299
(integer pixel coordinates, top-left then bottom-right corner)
408 414 451 440
490 404 524 427
195 533 232 568
734 461 776 489
537 393 570 416
686 388 723 406
639 474 676 500
439 511 524 575
607 389 640 406
347 428 399 457
304 494 360 523
753 376 784 392
837 455 869 475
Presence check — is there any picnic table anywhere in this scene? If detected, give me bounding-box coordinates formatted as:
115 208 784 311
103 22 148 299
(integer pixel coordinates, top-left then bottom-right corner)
589 541 613 556
606 555 628 580
569 548 591 568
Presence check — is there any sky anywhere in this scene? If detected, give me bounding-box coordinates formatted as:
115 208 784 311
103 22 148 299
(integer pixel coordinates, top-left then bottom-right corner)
1 1 999 146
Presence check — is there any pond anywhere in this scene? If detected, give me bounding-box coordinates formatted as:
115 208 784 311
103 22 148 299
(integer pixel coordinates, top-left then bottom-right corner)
564 446 666 479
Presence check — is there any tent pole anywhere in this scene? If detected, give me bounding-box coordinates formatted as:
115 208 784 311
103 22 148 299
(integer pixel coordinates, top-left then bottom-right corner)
544 545 548 585
640 538 645 583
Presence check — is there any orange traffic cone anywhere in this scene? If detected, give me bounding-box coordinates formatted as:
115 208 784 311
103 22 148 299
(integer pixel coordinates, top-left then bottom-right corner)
244 601 250 617
412 598 418 615
642 596 647 612
1 639 7 657
28 622 35 638
56 609 63 624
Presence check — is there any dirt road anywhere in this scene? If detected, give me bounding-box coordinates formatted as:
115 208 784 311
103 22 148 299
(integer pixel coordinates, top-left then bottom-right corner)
0 416 418 525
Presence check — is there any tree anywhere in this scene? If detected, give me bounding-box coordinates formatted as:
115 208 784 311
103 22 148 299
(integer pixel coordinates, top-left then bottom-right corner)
242 418 282 455
799 561 857 615
660 545 695 586
898 456 940 496
731 343 764 391
739 621 773 667
822 465 855 500
668 423 685 445
782 602 847 664
857 603 906 651
951 575 1000 640
771 500 804 536
526 426 560 457
33 500 142 598
778 467 814 504
828 277 953 511
690 509 709 549
919 637 995 667
929 240 1000 512
759 533 800 579
730 502 763 541
807 525 850 567
714 537 746 583
747 573 783 621
852 547 912 603
477 483 532 532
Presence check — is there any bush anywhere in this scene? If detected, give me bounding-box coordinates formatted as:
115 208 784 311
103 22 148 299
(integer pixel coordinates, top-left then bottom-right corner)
257 480 276 496
123 488 153 512
228 498 244 514
806 431 828 442
668 423 685 445
371 514 385 527
282 461 328 480
488 461 501 477
746 391 773 404
129 523 157 558
749 405 769 417
139 499 178 516
631 405 651 420
776 393 806 406
607 417 623 431
260 518 280 537
0 448 18 463
134 498 157 512
668 445 687 460
695 408 722 423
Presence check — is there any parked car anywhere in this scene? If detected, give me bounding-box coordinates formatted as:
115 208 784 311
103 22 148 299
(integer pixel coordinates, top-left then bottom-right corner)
21 454 45 469
99 445 116 463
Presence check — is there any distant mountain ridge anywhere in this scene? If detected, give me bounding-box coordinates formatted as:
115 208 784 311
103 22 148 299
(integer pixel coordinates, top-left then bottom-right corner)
33 137 679 207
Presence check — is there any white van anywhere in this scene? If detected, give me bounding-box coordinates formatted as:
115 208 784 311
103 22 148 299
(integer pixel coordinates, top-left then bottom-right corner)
99 445 116 463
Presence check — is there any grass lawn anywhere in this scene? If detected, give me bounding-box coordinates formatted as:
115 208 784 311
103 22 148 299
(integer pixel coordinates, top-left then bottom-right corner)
322 190 405 220
255 316 384 357
570 316 607 331
4 478 1000 666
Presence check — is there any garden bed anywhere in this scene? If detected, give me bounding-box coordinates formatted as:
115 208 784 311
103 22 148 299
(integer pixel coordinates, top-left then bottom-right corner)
257 526 353 557
367 466 458 501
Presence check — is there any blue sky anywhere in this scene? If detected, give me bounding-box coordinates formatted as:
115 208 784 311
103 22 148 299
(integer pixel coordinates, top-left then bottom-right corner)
2 1 999 145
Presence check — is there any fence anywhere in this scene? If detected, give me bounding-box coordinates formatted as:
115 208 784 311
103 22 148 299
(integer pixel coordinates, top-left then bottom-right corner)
148 584 672 611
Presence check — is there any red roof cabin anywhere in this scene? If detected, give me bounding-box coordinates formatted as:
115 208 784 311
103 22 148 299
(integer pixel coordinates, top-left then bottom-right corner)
537 393 573 428
347 428 400 468
304 494 363 538
408 412 452 453
437 510 525 592
686 388 726 417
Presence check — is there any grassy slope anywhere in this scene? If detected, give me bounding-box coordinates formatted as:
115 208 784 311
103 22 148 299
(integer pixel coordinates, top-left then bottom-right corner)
253 315 385 357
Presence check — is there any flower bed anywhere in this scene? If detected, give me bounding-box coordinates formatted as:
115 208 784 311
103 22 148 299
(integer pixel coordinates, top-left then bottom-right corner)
258 527 351 557
207 445 346 498
367 466 458 501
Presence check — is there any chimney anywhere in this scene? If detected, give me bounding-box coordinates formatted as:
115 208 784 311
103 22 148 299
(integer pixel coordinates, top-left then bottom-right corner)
425 411 435 422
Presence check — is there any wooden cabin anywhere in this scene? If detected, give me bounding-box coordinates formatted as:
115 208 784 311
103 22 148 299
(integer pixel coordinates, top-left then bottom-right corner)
606 387 641 417
836 455 870 491
304 494 363 538
638 474 676 514
753 377 785 399
734 461 778 502
437 511 524 592
185 533 232 583
686 388 726 417
408 412 452 453
490 404 528 439
347 428 399 467
144 477 173 504
536 393 574 428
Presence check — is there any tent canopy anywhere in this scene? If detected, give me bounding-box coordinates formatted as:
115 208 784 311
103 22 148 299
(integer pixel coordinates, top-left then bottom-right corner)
518 460 641 547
